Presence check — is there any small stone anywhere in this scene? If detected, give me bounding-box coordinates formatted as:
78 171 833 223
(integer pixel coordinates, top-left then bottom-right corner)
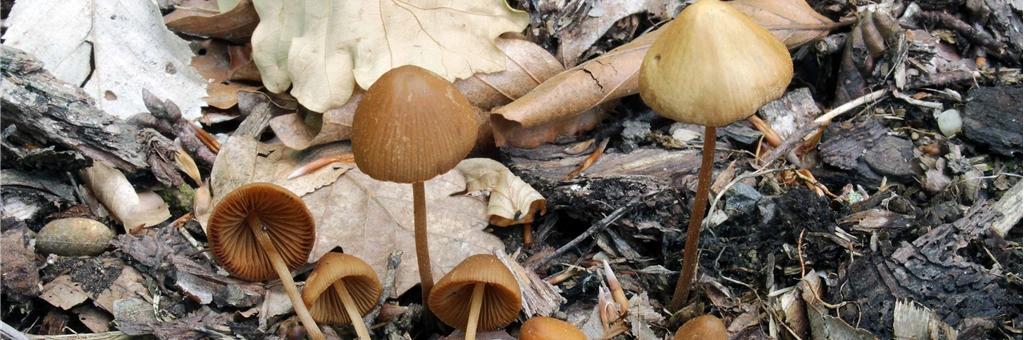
36 218 115 256
725 183 761 216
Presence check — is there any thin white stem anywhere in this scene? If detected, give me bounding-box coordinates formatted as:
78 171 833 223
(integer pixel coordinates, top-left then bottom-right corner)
249 221 325 340
333 281 371 340
464 282 486 340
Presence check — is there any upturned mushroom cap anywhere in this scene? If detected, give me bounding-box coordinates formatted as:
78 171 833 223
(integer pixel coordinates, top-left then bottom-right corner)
428 254 522 331
351 65 478 184
639 0 793 127
207 183 316 281
674 315 728 340
519 316 586 340
301 253 382 325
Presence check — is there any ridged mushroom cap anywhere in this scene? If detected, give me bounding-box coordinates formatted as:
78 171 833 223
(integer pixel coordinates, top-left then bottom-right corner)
207 183 316 281
639 0 793 127
351 65 478 184
674 315 728 340
519 316 587 340
428 254 521 331
301 253 382 325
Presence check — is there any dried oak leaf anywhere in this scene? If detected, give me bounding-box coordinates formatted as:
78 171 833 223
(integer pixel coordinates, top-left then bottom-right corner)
456 158 546 227
251 0 530 113
79 162 171 230
189 40 261 110
208 136 502 296
2 0 207 119
730 0 843 50
164 0 260 43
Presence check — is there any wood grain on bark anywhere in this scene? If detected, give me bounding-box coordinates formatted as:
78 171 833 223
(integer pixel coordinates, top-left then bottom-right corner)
1 45 178 185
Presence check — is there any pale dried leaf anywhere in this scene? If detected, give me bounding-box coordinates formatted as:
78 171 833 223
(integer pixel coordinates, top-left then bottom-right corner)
269 90 362 150
175 142 203 185
40 275 89 310
251 0 530 112
3 0 207 119
456 158 546 227
79 162 171 229
209 136 501 295
555 0 651 67
730 0 840 49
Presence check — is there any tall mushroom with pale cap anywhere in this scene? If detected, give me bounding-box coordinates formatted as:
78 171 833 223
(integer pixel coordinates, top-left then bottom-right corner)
351 65 478 312
207 182 324 340
428 254 521 340
301 252 381 340
638 0 792 311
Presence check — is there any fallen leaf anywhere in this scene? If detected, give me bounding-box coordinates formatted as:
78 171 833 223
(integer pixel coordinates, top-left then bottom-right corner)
269 90 361 150
228 44 262 82
2 0 207 119
209 136 502 296
730 0 843 49
492 27 658 137
492 106 606 148
251 0 530 112
456 37 566 111
189 40 262 110
555 0 651 67
456 158 546 227
79 162 171 229
40 275 89 310
164 0 260 43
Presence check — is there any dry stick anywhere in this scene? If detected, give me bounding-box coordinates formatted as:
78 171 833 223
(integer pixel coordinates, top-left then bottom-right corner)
527 193 652 270
918 11 1021 62
757 89 888 169
668 126 716 312
563 138 610 181
364 251 403 326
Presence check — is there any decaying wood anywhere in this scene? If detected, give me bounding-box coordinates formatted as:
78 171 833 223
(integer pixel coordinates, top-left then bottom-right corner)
0 45 178 186
990 180 1023 237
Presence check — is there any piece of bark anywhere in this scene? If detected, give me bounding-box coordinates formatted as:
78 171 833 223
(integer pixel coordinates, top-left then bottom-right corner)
990 180 1023 236
0 226 41 303
1 169 78 224
961 86 1023 157
0 45 179 186
818 117 887 170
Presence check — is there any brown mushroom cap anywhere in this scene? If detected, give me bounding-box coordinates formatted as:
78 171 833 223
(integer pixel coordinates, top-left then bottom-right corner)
207 182 316 281
351 65 478 184
428 254 522 331
519 316 586 340
638 0 793 127
674 315 728 340
300 253 381 325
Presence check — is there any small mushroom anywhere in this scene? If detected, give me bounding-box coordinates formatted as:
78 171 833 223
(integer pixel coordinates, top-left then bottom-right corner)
639 0 792 311
352 65 478 311
207 182 323 340
301 252 381 340
674 315 727 340
519 316 586 340
428 254 521 340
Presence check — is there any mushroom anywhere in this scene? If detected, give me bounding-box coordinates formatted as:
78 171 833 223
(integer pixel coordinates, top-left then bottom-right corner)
519 316 586 340
428 254 521 340
207 182 324 340
351 65 478 311
674 315 727 340
301 252 381 340
638 0 792 311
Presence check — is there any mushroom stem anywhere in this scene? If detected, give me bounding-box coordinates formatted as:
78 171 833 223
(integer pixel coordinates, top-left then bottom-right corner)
464 282 487 340
249 222 325 340
332 280 371 340
523 223 533 248
669 126 716 312
413 182 434 309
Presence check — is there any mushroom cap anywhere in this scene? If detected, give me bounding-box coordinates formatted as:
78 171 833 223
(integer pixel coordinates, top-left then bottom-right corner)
674 315 728 340
428 254 522 331
351 65 478 184
207 182 316 281
638 0 793 127
301 253 382 325
519 316 586 340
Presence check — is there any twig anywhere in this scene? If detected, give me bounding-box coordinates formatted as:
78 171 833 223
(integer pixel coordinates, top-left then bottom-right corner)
364 251 402 326
919 11 1021 63
528 192 656 270
563 138 609 181
757 89 888 168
